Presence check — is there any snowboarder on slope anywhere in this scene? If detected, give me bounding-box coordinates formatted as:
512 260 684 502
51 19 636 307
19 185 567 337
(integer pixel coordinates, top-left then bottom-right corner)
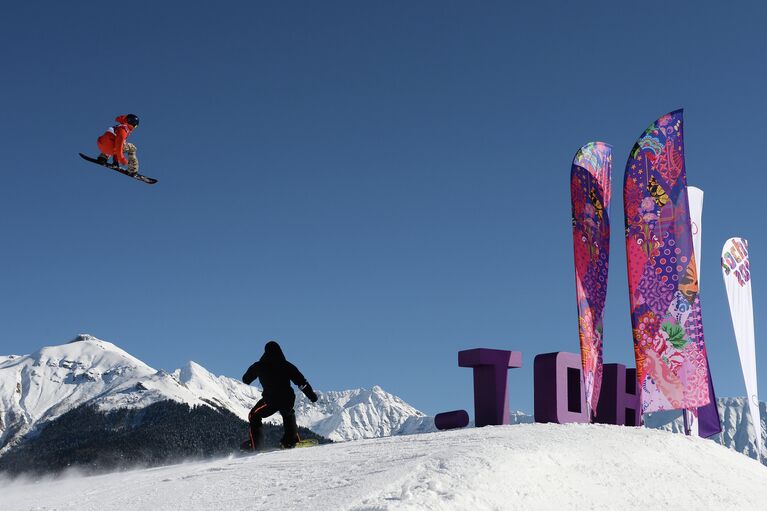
242 341 319 450
96 114 140 175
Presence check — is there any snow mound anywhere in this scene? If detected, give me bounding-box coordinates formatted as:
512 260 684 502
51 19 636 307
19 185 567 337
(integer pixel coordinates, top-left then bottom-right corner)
2 423 766 511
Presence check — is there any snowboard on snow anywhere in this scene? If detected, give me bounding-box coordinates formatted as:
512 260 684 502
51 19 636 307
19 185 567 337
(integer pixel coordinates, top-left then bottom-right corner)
239 437 319 454
79 153 158 185
290 438 320 448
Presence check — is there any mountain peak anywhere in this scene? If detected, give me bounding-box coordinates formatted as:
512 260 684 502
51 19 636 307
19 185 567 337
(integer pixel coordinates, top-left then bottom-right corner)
178 360 213 384
68 333 102 344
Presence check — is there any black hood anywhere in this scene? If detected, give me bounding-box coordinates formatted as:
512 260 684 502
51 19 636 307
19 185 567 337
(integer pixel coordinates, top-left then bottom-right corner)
261 341 286 363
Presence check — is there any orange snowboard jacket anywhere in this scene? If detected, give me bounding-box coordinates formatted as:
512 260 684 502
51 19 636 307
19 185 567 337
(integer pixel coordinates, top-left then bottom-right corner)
97 115 135 165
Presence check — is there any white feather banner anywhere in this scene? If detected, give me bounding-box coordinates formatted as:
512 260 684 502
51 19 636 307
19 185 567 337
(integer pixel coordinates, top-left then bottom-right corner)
721 237 762 459
685 187 704 436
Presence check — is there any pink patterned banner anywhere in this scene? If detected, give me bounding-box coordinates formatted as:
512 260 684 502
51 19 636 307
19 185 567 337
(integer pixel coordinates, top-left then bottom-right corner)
571 142 612 416
623 110 710 413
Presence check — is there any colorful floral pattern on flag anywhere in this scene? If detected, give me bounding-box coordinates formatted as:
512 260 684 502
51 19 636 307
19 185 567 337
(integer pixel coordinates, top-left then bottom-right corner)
623 110 711 413
571 142 612 416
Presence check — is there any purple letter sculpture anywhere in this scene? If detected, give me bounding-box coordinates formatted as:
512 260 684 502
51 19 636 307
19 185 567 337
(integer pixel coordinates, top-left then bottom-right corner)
534 352 588 424
458 348 522 427
435 410 470 430
594 363 642 426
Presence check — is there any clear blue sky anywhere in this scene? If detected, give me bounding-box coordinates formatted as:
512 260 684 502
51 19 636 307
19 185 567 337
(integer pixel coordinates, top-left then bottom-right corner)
1 1 765 415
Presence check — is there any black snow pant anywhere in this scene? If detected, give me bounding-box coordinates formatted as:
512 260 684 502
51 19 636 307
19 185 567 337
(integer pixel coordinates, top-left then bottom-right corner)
248 397 299 450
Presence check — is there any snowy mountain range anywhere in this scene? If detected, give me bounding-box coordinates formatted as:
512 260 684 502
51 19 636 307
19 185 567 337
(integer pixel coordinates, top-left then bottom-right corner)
644 397 767 462
0 334 430 455
2 334 764 467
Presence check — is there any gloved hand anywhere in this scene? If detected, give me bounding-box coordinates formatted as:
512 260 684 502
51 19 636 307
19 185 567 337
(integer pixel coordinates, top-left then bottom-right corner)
300 383 318 403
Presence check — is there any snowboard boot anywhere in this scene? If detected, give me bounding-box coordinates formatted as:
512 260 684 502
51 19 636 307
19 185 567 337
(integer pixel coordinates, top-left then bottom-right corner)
96 154 108 165
279 433 299 449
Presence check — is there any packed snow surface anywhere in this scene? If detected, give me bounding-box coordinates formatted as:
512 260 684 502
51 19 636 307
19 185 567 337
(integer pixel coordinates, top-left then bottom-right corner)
3 423 767 511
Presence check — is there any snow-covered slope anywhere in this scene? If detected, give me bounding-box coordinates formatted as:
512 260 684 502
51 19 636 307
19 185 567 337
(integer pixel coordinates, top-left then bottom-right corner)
3 423 766 511
0 335 429 450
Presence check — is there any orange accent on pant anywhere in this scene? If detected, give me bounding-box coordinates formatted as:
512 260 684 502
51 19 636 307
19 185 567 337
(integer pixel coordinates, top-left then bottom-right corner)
248 402 269 451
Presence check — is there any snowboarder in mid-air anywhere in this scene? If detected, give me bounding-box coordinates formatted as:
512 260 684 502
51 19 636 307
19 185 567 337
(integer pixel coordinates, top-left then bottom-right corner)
79 113 157 184
96 114 140 174
242 341 319 450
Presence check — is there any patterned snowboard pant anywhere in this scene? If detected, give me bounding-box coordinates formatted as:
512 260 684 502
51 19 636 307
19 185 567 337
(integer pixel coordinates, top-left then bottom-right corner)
99 142 138 174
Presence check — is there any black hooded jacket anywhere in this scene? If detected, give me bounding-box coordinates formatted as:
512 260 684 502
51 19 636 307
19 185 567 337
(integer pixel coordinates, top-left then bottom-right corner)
242 341 313 406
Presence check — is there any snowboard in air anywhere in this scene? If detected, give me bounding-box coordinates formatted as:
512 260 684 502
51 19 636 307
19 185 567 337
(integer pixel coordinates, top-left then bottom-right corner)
79 153 158 185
